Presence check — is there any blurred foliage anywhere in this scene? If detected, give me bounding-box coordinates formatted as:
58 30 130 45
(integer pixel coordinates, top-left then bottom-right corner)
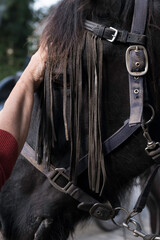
0 0 48 80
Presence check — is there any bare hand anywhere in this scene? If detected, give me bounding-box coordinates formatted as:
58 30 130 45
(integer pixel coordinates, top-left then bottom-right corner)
26 46 48 90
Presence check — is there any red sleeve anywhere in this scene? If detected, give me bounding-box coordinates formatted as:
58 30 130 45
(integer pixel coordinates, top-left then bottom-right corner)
0 129 18 190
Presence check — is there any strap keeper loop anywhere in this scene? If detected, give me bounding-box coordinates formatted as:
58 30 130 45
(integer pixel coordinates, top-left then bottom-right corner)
93 26 105 38
120 30 128 43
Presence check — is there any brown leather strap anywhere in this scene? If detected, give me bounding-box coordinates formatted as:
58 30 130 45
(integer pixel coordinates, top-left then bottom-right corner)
128 0 149 125
21 142 115 220
84 20 146 45
21 142 48 175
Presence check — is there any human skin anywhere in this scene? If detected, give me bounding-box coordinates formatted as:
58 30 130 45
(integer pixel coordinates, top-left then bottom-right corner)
0 46 47 154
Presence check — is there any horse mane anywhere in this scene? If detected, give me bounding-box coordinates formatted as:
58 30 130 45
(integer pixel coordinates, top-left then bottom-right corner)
41 0 91 71
38 0 160 195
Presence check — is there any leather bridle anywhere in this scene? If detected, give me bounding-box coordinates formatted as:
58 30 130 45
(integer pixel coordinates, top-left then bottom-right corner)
21 0 160 239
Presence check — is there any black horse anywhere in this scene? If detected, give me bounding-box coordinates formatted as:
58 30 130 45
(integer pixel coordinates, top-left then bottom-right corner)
0 0 160 239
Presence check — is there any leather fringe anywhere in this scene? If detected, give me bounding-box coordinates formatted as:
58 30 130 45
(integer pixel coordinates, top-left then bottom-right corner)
69 32 86 183
36 62 57 165
69 31 106 194
37 31 106 195
63 57 69 141
86 32 106 194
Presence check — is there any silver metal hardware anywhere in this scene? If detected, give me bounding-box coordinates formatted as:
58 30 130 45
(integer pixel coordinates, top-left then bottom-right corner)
123 218 160 239
111 207 129 227
126 45 148 76
107 27 118 42
123 218 146 238
135 46 139 53
125 210 139 224
141 121 158 155
135 62 140 67
111 207 160 239
145 142 160 155
143 104 155 125
141 104 160 156
134 89 139 94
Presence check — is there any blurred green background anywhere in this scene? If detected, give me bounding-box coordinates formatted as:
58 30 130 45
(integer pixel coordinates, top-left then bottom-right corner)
0 0 52 80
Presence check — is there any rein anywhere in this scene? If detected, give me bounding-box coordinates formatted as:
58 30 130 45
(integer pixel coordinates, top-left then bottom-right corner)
21 0 160 239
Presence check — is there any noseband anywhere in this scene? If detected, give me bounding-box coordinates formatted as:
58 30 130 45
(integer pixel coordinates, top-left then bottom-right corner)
22 0 160 239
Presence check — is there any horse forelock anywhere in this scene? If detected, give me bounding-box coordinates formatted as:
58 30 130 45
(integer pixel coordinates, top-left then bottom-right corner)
41 0 134 68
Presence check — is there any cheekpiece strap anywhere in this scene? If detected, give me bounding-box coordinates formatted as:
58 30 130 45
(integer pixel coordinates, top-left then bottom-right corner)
127 0 149 126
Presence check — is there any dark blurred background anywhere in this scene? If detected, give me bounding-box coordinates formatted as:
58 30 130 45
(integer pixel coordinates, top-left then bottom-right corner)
0 0 56 80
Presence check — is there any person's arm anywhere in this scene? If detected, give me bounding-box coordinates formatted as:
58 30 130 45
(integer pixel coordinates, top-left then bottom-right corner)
0 46 47 154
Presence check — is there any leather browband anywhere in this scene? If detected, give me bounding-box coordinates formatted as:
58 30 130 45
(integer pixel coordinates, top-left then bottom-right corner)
84 20 146 45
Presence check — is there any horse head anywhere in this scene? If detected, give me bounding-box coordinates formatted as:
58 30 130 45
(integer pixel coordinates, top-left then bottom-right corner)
0 0 160 239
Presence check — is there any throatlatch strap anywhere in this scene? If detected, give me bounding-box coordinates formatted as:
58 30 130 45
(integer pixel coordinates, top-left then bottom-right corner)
128 0 149 125
72 120 140 176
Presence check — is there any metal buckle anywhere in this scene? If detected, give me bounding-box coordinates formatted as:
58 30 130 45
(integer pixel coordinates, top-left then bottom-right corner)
107 27 118 42
123 218 146 238
126 45 148 76
47 168 75 194
145 142 160 155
